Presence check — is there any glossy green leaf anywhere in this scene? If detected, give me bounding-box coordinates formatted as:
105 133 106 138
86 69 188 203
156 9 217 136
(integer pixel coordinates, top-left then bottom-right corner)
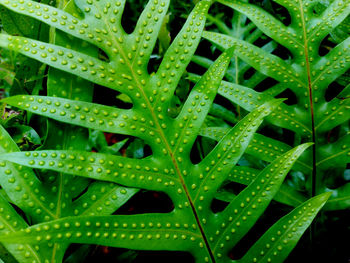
0 140 313 263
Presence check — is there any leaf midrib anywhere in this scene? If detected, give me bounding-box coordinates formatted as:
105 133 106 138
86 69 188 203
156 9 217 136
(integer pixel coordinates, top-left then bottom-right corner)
298 0 317 197
95 2 216 262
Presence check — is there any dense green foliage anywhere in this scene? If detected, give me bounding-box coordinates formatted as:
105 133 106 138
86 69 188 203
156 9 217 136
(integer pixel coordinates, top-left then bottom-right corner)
0 0 348 262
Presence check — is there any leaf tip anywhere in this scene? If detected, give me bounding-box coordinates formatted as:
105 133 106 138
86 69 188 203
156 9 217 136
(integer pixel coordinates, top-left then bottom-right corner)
274 97 287 104
298 142 313 151
318 191 332 202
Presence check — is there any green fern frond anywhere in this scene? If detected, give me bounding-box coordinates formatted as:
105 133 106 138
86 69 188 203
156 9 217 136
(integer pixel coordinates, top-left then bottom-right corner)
0 1 138 261
204 0 350 208
0 0 332 262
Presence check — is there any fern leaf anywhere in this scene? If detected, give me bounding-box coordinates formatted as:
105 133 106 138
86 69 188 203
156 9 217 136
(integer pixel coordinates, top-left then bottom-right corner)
0 0 330 262
212 144 311 252
1 95 146 137
204 0 350 207
167 46 234 154
0 150 173 191
240 192 331 263
0 140 319 262
188 73 310 135
192 99 283 202
0 1 138 261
